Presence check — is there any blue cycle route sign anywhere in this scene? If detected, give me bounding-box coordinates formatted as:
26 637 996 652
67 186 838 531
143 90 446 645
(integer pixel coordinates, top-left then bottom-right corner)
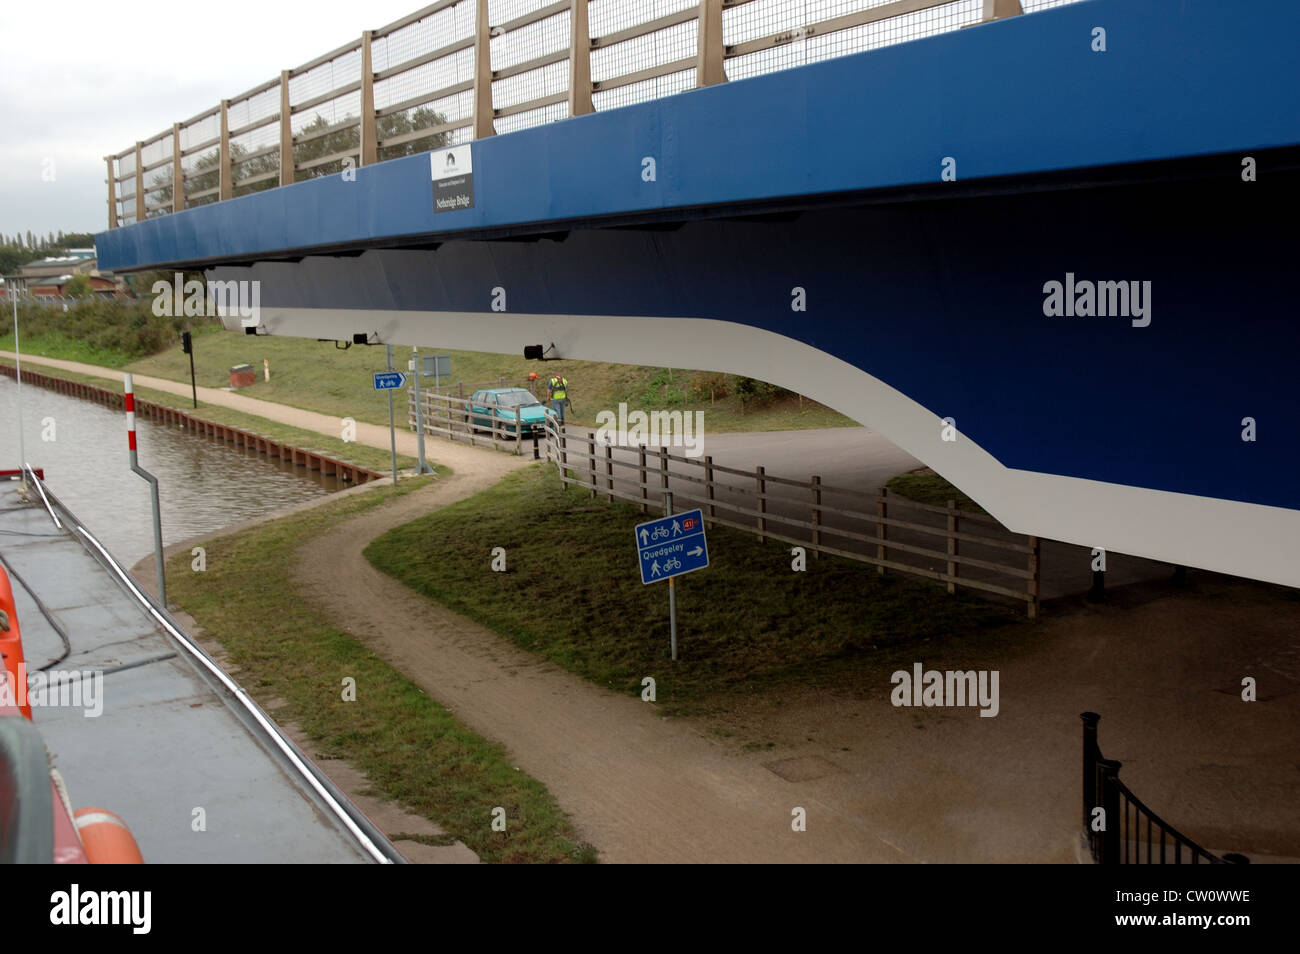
373 371 407 390
634 509 709 584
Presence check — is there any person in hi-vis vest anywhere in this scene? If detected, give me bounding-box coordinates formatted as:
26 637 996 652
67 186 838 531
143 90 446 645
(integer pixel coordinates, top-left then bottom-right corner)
547 375 569 424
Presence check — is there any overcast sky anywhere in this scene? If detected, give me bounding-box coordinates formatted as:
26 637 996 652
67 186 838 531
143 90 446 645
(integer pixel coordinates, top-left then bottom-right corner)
0 0 420 241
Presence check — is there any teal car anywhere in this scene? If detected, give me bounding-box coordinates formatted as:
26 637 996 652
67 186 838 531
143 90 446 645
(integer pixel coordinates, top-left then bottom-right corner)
469 388 549 437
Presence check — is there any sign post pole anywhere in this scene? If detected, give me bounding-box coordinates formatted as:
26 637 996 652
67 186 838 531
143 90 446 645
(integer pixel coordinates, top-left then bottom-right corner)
634 502 708 663
386 346 398 486
666 491 677 661
412 346 428 474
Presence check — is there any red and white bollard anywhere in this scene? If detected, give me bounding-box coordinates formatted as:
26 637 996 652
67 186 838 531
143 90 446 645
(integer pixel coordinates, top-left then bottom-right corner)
124 374 166 607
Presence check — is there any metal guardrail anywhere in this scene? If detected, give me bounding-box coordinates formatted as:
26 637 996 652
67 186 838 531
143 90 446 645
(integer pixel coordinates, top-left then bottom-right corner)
25 474 408 864
106 0 1084 228
1081 712 1245 865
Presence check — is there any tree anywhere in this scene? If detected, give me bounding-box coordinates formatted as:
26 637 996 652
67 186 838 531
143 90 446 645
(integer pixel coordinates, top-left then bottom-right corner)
62 274 92 298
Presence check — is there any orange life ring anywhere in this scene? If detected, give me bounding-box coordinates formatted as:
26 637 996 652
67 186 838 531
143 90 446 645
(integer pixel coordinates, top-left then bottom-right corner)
74 807 145 864
0 567 32 721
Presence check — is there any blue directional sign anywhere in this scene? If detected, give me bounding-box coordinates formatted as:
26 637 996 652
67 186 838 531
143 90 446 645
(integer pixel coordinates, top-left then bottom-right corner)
373 371 407 390
635 509 709 584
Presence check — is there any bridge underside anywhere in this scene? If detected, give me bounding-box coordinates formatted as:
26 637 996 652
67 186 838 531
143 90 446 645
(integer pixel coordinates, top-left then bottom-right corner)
96 0 1300 588
205 159 1300 588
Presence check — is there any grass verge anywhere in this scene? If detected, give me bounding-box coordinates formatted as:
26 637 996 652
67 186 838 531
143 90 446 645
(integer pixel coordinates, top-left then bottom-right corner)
164 476 597 864
885 468 988 514
364 463 1019 713
1 358 414 474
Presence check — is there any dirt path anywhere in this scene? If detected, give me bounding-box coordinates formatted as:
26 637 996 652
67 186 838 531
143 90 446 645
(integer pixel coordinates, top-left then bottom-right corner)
290 458 904 863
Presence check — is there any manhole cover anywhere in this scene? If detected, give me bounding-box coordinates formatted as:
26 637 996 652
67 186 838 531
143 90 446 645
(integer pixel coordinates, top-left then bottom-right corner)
762 755 841 782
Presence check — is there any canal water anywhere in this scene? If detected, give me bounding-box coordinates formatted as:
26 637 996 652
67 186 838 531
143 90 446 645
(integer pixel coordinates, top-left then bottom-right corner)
0 376 339 566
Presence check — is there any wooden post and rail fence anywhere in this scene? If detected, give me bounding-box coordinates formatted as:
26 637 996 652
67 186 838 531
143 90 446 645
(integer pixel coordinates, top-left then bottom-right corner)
401 393 1042 616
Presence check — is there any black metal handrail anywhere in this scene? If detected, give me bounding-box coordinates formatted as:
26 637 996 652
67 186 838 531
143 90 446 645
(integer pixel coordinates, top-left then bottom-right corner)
1081 712 1244 864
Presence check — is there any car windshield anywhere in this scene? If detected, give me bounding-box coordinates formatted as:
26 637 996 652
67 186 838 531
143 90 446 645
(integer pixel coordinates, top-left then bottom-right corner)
496 390 540 407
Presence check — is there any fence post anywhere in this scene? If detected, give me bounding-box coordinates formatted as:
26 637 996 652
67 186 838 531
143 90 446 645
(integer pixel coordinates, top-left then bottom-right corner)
704 455 715 529
105 156 118 228
1081 712 1100 855
696 0 726 87
877 487 888 575
359 30 378 167
514 407 522 455
946 500 958 594
1027 535 1040 619
134 142 146 222
810 475 821 560
560 429 568 478
659 446 669 509
218 101 233 201
1098 757 1122 865
279 70 295 186
568 0 593 117
605 441 614 501
639 445 648 514
472 0 495 139
171 123 185 213
982 0 1023 22
588 431 597 498
756 465 767 542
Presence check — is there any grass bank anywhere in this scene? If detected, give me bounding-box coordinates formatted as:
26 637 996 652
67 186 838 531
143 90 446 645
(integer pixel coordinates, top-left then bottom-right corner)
1 299 208 366
364 464 1019 713
1 358 414 474
122 327 856 434
165 476 596 863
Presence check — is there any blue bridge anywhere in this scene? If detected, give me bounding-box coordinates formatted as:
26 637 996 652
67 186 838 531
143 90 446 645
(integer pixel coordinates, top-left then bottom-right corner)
96 0 1300 589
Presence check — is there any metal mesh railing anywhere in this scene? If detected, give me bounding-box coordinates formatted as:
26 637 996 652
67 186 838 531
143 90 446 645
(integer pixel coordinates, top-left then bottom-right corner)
107 0 1087 226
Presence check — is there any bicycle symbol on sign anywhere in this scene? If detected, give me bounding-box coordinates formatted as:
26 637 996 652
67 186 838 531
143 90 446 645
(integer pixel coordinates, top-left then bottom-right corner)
663 557 682 571
651 526 670 540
